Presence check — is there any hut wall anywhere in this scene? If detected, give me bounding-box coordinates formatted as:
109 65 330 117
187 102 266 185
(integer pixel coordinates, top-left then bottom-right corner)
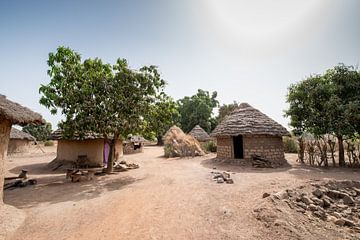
7 139 31 155
56 139 123 166
243 135 285 162
123 142 143 155
216 137 233 159
0 119 11 202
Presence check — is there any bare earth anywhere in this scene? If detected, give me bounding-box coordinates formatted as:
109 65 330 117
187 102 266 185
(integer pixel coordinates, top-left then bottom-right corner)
3 146 360 240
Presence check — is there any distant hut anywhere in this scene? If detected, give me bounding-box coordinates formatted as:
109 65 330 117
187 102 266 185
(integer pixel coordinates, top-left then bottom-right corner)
0 95 44 202
7 128 35 154
189 125 212 143
211 103 289 164
123 135 145 154
50 129 123 167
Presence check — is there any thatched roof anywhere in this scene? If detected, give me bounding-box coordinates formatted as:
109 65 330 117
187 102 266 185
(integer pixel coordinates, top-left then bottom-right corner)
188 125 212 141
125 135 146 143
49 129 103 140
0 95 45 126
10 128 35 141
211 103 290 137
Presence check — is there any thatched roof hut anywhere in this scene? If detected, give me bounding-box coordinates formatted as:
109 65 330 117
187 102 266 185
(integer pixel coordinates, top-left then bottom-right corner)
123 135 146 155
211 103 289 137
188 125 212 142
8 128 35 154
0 95 44 202
0 95 44 126
49 129 123 167
211 103 289 164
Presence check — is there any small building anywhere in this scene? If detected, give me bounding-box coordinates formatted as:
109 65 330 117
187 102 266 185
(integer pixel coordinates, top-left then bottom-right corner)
211 103 289 164
7 128 35 154
50 129 123 167
123 135 145 154
189 125 212 143
0 95 44 202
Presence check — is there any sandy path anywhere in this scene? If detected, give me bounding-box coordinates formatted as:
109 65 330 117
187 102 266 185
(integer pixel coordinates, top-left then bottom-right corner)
4 146 360 240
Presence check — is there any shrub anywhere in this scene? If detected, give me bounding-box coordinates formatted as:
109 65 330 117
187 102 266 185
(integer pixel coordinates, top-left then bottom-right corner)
44 140 54 147
283 137 298 153
204 140 217 153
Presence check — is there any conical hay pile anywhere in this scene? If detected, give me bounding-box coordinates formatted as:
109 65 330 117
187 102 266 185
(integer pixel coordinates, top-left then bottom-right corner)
163 126 205 157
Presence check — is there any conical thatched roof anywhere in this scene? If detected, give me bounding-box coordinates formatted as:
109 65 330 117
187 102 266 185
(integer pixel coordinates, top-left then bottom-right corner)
211 103 289 137
0 95 44 126
10 128 35 141
189 125 211 141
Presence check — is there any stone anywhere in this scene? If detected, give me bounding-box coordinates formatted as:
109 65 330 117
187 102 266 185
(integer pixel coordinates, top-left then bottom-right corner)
323 199 331 208
334 218 346 226
296 208 306 213
343 195 355 205
312 189 324 198
336 204 348 211
225 178 234 184
311 197 324 206
262 192 271 198
296 202 308 210
274 190 288 200
217 178 224 183
301 195 313 205
343 218 355 227
313 210 327 220
309 204 318 211
327 190 343 199
332 212 342 219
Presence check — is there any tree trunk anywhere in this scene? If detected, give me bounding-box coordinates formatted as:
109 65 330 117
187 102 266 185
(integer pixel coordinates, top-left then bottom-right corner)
106 133 119 174
297 136 305 163
337 135 345 167
157 135 164 146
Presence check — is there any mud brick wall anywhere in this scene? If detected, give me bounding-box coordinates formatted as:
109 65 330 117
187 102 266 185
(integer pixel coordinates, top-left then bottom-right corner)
243 135 285 163
216 137 233 159
0 119 11 203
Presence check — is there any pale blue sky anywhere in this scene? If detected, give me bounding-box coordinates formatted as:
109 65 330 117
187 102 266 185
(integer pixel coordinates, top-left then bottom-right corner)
1 0 360 129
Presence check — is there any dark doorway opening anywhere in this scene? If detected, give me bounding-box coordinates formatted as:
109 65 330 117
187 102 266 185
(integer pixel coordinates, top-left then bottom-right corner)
233 135 244 159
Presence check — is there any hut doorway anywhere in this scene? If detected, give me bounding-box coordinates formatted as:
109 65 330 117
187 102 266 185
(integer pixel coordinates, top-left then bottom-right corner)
233 135 244 159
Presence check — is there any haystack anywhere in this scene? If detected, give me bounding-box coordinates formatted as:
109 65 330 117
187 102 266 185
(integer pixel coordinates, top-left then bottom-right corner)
163 126 205 157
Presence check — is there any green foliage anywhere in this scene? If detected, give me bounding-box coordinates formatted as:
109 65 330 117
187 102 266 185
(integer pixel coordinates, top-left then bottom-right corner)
285 63 360 166
143 93 180 142
178 89 219 133
204 140 217 153
44 140 54 146
39 46 166 139
217 102 239 124
23 122 52 141
283 137 299 153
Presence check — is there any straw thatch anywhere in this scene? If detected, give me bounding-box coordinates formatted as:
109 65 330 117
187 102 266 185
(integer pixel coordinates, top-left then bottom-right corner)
0 95 44 125
211 103 289 137
10 128 35 141
49 129 103 140
163 126 205 157
188 125 211 142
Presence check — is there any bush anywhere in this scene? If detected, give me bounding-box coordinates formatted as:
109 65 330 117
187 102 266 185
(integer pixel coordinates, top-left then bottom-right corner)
204 140 217 153
44 140 54 146
283 137 298 153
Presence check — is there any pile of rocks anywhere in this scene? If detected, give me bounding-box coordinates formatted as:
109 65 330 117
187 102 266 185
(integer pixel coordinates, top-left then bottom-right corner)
113 160 139 172
211 170 234 184
267 180 360 232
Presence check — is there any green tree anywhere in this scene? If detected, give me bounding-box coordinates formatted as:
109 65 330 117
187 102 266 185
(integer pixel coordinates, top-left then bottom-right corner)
285 64 360 166
144 93 179 145
177 89 219 133
22 122 52 141
217 102 239 124
39 46 166 172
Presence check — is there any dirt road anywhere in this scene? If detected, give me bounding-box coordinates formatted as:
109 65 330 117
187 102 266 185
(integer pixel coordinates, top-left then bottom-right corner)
3 146 360 240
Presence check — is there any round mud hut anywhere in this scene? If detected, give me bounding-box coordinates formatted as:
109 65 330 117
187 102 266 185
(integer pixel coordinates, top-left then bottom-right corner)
211 103 289 165
123 135 145 155
7 128 35 155
188 125 212 143
0 95 44 203
50 129 123 168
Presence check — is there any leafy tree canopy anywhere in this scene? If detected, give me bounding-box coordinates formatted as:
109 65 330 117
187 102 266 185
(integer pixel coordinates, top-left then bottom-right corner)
22 122 52 141
217 101 239 124
177 89 219 133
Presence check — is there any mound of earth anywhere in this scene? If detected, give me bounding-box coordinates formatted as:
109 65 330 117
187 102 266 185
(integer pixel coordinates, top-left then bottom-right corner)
254 180 360 240
163 126 205 157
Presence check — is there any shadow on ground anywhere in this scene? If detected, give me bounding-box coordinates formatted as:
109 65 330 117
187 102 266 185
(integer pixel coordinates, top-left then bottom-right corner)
4 173 144 209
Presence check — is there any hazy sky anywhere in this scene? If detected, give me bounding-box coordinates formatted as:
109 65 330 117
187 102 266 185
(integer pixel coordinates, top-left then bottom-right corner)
1 0 360 130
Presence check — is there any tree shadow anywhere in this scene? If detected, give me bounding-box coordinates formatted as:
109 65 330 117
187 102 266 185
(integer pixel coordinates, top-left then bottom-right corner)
4 173 144 209
9 162 54 175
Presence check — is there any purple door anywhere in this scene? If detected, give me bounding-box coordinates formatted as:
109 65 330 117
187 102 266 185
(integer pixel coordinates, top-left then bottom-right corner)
103 141 110 166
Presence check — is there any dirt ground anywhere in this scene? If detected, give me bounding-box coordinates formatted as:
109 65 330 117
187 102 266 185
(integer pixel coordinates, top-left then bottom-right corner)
3 145 360 240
